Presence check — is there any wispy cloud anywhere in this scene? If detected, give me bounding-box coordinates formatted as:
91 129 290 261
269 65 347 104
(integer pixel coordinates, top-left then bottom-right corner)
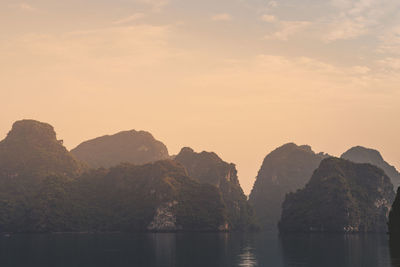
323 0 399 42
323 18 368 42
113 13 145 25
267 1 278 8
211 13 232 22
377 57 400 72
378 25 400 55
136 0 169 12
261 14 276 23
12 2 36 11
263 20 310 41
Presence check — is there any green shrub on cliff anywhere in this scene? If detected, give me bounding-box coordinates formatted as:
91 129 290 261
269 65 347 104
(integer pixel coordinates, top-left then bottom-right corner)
279 158 395 233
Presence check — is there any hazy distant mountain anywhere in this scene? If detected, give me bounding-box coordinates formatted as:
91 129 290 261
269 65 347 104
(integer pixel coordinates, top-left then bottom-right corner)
249 143 328 230
341 146 400 188
0 120 85 179
175 147 257 230
71 130 169 168
279 158 395 233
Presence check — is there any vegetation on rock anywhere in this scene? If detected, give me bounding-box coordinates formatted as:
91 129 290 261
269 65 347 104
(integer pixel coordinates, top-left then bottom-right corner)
279 157 395 233
341 146 400 188
249 143 328 230
175 147 257 231
0 121 228 233
0 120 85 179
0 160 228 233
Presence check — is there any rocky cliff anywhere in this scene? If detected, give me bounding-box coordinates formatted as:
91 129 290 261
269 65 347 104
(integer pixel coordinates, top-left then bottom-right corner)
0 120 85 179
71 130 169 168
69 160 229 232
0 121 229 233
249 143 328 230
389 188 400 236
0 159 229 233
341 146 400 188
175 147 257 230
279 157 395 233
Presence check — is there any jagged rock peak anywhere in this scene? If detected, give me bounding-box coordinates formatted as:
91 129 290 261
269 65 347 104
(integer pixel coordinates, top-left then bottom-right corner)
71 129 169 168
175 147 236 185
249 142 329 230
279 157 395 233
177 147 225 164
0 119 84 178
342 146 385 163
175 147 257 230
266 142 323 157
6 119 58 143
179 147 194 154
341 146 400 188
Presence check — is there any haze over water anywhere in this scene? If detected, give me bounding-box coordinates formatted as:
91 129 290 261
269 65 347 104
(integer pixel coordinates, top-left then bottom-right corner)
1 232 399 267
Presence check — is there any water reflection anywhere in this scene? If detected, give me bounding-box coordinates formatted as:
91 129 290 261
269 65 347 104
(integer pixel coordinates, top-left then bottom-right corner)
0 232 396 267
237 246 257 267
390 237 400 267
280 233 391 267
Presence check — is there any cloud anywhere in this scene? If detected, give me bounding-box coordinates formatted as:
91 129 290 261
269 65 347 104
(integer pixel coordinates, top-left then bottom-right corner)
377 57 400 72
323 0 399 42
112 13 145 25
12 2 36 11
323 18 368 42
0 24 177 76
136 0 169 12
178 53 398 107
261 13 310 41
264 21 310 41
211 13 232 22
261 14 276 23
267 1 278 8
378 25 400 55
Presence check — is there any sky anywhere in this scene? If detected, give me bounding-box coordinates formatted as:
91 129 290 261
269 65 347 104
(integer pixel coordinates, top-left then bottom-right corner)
1 0 400 194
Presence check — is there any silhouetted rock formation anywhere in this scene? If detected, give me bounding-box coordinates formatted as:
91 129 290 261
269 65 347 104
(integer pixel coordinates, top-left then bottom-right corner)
71 130 169 168
341 146 400 188
69 160 229 232
0 121 229 233
389 188 400 236
249 143 328 230
0 159 229 233
0 119 85 179
279 157 395 233
175 147 257 230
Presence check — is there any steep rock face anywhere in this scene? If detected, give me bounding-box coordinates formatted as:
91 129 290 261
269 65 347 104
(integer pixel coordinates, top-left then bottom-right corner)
175 147 257 230
0 160 228 233
71 130 169 169
389 188 400 236
249 143 328 230
0 120 84 179
279 158 395 233
341 146 400 188
73 160 229 232
147 201 179 231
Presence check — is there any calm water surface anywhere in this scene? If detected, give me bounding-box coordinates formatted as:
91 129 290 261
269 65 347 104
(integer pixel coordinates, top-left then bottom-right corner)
1 232 400 267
